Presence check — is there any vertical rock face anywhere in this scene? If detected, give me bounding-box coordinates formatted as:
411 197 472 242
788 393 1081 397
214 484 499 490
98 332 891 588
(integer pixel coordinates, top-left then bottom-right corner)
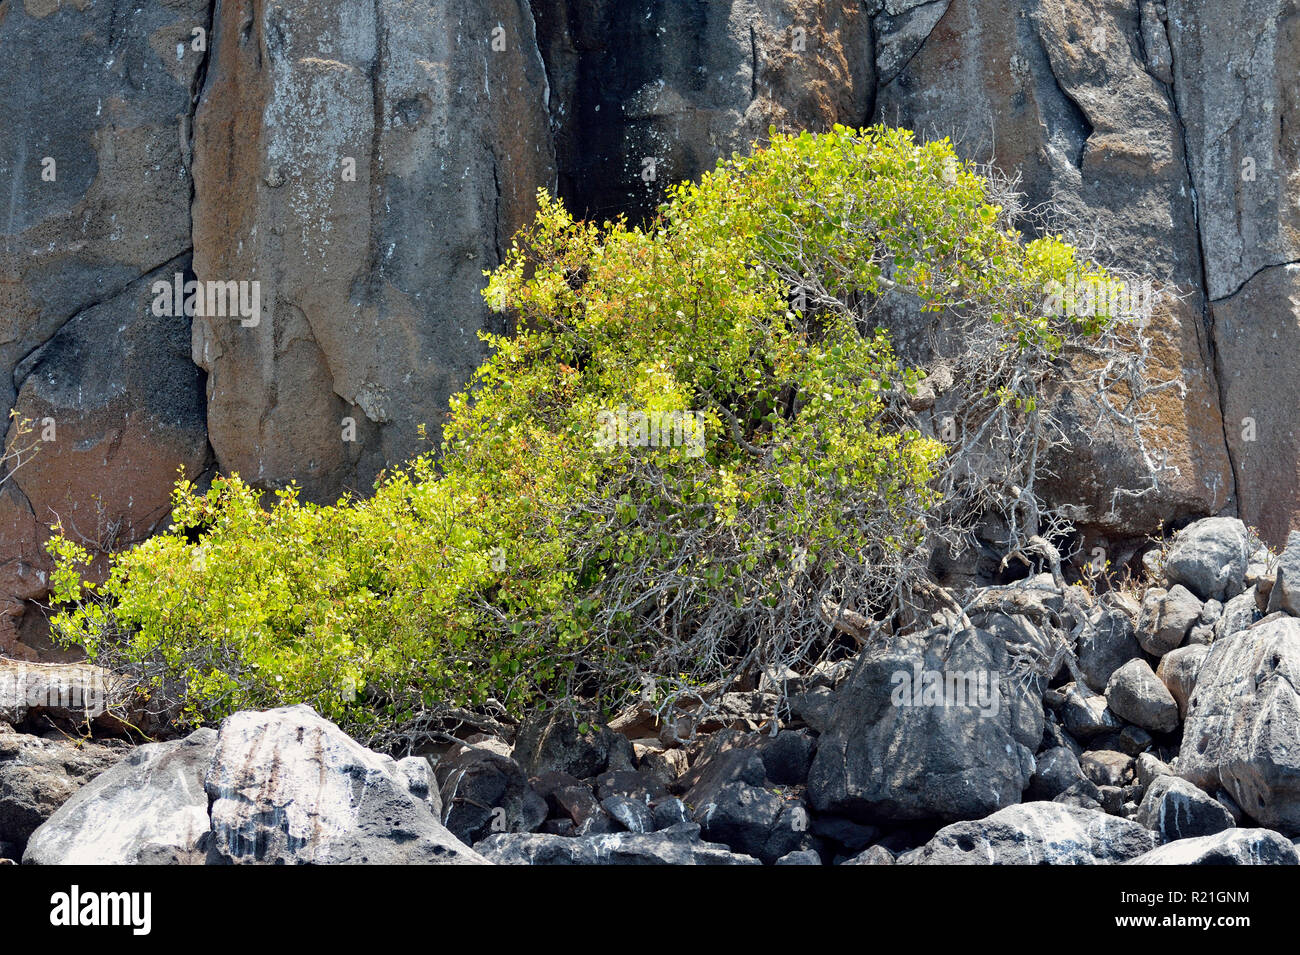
1167 0 1300 304
9 0 1300 654
8 262 209 565
0 0 212 650
1213 266 1300 545
0 0 209 367
532 0 874 221
874 0 1232 539
1166 0 1300 545
191 0 556 500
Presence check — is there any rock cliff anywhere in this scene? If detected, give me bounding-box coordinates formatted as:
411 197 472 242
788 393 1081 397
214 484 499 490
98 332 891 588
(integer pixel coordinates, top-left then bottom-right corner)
1 0 1296 654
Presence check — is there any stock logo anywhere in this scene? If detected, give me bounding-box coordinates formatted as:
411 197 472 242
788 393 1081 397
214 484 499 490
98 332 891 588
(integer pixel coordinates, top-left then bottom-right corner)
890 663 1000 719
593 406 706 458
49 886 151 936
151 273 261 327
1041 274 1154 320
0 664 118 714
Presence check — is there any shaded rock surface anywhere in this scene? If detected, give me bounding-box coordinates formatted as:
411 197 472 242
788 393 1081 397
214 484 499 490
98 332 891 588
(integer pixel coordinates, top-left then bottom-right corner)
1027 746 1087 801
691 780 813 865
513 715 636 780
1105 658 1179 734
0 0 212 650
534 0 874 223
436 747 546 845
809 626 1041 822
1156 644 1209 720
1056 683 1124 741
0 725 124 857
1077 598 1142 693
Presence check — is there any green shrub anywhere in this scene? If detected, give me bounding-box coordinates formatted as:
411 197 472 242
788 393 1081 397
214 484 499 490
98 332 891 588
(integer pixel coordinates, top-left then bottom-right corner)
48 126 1147 745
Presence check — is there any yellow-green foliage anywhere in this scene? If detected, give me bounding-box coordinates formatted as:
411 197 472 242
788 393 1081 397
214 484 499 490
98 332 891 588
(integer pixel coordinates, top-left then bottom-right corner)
48 126 1123 741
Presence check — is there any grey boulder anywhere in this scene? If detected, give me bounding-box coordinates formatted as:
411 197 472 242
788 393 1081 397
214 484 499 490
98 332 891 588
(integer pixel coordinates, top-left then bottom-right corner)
1163 517 1249 601
26 704 492 865
1136 752 1174 788
808 626 1041 822
899 803 1157 865
1106 658 1180 733
1053 780 1105 812
436 747 546 845
683 730 817 863
24 729 217 865
1077 598 1143 692
774 849 823 865
1079 750 1135 788
1027 746 1088 801
691 781 813 865
512 715 635 779
1135 775 1235 842
1156 644 1210 720
0 726 124 856
1126 829 1298 865
207 705 485 864
1136 585 1201 657
1057 683 1125 740
478 822 759 865
842 844 896 865
601 795 655 834
1177 618 1300 834
533 772 615 836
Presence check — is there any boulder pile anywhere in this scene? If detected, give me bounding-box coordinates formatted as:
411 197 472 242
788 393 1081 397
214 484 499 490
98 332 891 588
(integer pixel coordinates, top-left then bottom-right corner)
5 517 1300 865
